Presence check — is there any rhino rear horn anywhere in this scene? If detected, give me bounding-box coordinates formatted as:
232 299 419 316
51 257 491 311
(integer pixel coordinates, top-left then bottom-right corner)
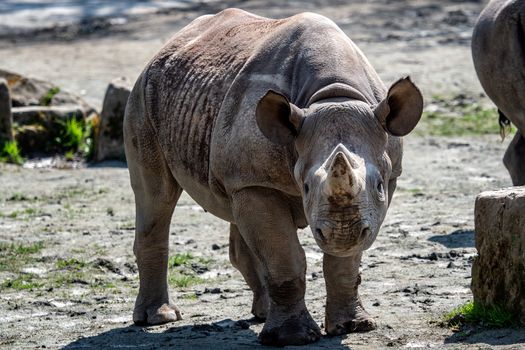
374 77 423 136
326 151 358 198
256 90 305 144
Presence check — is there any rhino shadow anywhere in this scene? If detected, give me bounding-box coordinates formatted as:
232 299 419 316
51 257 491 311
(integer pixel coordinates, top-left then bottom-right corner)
428 229 475 249
444 326 525 346
60 318 351 349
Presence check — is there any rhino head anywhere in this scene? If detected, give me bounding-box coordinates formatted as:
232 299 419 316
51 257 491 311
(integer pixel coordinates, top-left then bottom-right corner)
256 77 423 257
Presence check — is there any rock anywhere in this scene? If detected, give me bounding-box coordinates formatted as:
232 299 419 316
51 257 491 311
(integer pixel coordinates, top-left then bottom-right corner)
12 105 87 155
0 78 13 143
0 69 95 113
95 77 131 161
472 187 525 324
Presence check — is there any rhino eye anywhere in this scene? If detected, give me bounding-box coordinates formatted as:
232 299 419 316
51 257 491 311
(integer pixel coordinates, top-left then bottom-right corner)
377 181 385 201
304 183 309 194
377 181 384 194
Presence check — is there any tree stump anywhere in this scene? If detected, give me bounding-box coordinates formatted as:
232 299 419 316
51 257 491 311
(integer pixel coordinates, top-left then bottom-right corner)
472 187 525 324
0 78 13 143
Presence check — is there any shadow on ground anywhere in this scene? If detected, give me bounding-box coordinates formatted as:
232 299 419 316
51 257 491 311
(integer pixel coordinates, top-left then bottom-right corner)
428 229 475 248
444 327 525 347
61 318 351 349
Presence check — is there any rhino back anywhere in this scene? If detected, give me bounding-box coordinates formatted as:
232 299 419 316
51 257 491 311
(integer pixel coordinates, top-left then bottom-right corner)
472 0 525 130
143 9 285 185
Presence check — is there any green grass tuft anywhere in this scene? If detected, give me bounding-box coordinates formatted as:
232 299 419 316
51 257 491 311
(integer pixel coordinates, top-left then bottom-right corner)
0 140 24 165
56 258 86 270
0 241 44 255
168 272 203 288
1 273 42 290
445 301 517 328
40 87 60 106
168 253 194 267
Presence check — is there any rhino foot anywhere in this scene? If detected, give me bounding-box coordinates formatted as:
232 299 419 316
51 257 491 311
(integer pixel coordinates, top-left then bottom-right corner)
325 304 376 336
251 291 269 320
259 303 321 346
133 302 182 326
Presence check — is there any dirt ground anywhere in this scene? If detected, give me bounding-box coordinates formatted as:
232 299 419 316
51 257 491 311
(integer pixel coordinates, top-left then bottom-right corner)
1 0 524 349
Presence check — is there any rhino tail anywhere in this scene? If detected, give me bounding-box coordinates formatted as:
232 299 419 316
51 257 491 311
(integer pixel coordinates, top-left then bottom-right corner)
498 109 512 142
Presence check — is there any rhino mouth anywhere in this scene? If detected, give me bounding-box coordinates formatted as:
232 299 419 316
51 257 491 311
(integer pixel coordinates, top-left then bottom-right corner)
312 217 372 255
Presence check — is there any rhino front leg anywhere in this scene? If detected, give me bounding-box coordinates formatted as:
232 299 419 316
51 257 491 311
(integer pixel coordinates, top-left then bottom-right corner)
231 188 321 346
503 131 525 186
229 224 269 320
324 252 376 335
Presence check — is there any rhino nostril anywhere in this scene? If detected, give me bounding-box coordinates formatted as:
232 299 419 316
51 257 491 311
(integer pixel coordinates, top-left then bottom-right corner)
315 228 326 243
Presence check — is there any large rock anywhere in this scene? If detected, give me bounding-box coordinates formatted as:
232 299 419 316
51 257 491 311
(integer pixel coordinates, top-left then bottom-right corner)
472 187 525 324
12 105 87 154
0 78 13 143
95 77 131 161
0 69 95 114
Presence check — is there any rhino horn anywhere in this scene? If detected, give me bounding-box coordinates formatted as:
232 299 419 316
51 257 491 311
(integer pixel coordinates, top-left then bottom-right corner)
326 151 359 198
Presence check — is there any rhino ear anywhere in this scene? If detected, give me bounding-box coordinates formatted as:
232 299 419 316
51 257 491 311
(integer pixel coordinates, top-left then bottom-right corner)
374 77 423 136
256 90 305 144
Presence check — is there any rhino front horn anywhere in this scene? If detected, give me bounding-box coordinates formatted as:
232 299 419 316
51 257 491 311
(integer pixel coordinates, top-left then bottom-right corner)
326 151 358 198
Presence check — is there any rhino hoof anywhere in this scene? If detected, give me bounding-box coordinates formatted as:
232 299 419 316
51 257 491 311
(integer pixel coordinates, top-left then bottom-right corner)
259 313 321 346
326 316 377 336
133 303 182 326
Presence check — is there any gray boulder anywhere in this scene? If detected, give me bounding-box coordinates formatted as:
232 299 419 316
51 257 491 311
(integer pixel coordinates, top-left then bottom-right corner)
472 187 525 324
0 69 95 113
95 77 131 161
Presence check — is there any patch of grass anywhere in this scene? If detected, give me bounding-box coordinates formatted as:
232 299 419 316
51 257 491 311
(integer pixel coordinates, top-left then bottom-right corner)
0 241 44 255
1 273 42 290
54 117 95 159
181 292 198 300
169 272 203 288
0 140 24 165
420 107 500 136
445 301 518 329
39 87 60 106
0 241 44 272
168 253 194 267
4 207 44 220
415 94 511 137
56 258 86 270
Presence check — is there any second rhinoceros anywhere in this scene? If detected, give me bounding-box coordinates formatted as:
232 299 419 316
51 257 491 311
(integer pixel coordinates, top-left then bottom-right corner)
124 8 423 346
472 0 525 185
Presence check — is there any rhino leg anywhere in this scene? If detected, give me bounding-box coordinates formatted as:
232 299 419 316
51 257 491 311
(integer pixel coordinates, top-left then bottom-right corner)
503 131 525 186
323 252 376 335
231 188 321 346
124 81 183 326
229 224 269 320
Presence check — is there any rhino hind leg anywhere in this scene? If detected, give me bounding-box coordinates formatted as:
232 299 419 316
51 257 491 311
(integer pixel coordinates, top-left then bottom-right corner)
124 81 183 326
503 131 525 186
323 252 376 336
231 188 321 346
229 224 269 320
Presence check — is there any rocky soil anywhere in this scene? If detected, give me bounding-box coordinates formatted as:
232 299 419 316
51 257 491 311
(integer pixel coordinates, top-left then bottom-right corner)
0 0 524 349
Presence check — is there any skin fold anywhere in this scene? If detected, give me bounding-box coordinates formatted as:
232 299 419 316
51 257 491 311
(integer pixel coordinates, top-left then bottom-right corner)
124 8 423 346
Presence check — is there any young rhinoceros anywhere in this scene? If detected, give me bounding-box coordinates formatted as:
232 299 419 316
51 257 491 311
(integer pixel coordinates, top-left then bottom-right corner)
472 0 525 185
124 8 423 346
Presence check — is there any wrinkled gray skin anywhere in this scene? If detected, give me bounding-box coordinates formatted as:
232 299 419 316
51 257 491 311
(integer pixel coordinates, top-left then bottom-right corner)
472 0 525 186
124 9 423 346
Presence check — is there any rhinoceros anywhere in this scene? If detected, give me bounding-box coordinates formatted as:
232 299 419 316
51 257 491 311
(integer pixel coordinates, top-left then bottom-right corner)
124 8 423 346
472 0 525 185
